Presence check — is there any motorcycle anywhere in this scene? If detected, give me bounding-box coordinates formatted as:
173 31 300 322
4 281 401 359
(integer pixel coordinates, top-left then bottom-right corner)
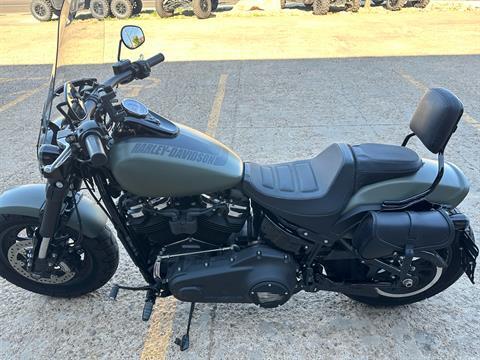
0 0 477 351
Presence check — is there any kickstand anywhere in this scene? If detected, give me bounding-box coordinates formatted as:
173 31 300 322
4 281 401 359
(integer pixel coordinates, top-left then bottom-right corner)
174 302 196 351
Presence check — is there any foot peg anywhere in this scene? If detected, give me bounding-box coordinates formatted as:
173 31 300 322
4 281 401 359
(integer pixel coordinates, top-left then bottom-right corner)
175 302 196 351
108 283 158 321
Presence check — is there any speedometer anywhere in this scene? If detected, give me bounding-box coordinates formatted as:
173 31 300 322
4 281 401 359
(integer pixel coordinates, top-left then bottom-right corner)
122 99 149 118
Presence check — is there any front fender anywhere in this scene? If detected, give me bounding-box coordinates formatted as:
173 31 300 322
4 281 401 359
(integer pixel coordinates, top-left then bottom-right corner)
0 184 108 238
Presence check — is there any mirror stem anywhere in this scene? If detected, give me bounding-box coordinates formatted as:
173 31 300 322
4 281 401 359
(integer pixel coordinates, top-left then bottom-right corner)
117 40 123 62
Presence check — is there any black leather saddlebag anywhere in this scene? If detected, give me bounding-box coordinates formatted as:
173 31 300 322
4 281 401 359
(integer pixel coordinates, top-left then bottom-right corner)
353 210 455 259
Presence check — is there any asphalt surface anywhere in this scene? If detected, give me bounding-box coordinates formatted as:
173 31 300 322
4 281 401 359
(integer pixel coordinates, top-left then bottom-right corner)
0 55 479 359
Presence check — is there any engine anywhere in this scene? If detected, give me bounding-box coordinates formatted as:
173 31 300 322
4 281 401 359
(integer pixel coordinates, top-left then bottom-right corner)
120 191 250 254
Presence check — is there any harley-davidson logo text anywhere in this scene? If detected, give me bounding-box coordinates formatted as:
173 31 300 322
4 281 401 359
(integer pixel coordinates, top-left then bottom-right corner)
131 143 219 165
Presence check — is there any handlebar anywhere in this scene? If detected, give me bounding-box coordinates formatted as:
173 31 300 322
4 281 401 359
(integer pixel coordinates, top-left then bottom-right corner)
146 53 165 67
84 133 108 167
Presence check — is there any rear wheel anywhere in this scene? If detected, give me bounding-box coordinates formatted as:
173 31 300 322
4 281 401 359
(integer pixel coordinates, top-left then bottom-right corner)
193 0 212 19
312 0 329 15
155 0 174 17
31 0 53 21
111 0 134 19
0 215 119 298
347 238 467 306
90 0 110 19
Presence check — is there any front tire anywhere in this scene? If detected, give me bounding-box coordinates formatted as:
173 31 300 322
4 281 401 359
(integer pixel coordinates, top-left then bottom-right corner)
111 0 134 19
30 0 53 21
0 215 119 298
347 236 468 306
133 0 143 14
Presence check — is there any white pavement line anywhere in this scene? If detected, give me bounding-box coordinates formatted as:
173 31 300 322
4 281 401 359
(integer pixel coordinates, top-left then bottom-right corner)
206 74 228 137
0 87 44 113
398 69 480 131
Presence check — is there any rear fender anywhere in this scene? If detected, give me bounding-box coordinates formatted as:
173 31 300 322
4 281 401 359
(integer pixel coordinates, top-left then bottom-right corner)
0 184 107 238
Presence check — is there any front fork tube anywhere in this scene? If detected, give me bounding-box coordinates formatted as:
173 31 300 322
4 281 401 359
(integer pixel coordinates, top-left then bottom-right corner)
34 180 69 272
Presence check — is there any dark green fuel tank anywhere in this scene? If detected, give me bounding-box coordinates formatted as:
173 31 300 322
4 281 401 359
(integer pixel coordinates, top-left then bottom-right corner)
109 124 243 197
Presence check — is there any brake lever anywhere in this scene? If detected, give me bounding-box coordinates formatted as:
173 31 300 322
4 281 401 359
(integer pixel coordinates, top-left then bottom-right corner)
42 143 72 174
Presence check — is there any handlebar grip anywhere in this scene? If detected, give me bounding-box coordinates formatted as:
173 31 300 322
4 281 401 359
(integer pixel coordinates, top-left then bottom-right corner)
85 133 107 167
147 53 165 68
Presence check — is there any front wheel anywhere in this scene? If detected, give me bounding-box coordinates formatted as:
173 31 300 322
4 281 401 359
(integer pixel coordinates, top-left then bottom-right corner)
0 215 119 298
30 0 53 21
347 235 469 306
111 0 134 19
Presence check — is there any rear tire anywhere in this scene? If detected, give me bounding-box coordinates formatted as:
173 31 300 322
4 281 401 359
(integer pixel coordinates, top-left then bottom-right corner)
111 0 134 19
155 0 174 17
31 0 53 22
90 0 111 19
193 0 212 19
385 0 406 11
347 235 469 307
0 215 119 298
312 0 329 15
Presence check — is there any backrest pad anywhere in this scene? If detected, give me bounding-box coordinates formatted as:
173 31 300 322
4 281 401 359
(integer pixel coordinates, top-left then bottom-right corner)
409 88 464 154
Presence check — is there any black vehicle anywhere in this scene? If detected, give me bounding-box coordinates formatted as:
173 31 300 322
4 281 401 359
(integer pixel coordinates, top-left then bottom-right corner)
156 0 218 19
2 0 477 352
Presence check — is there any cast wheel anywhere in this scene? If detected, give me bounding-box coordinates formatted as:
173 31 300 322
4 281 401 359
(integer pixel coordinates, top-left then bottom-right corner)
385 0 407 11
30 0 53 22
193 0 212 19
111 0 134 19
414 0 429 8
280 0 286 9
133 0 143 14
312 0 329 15
347 233 470 306
345 0 360 12
90 0 111 19
212 0 219 11
0 215 119 298
155 0 174 17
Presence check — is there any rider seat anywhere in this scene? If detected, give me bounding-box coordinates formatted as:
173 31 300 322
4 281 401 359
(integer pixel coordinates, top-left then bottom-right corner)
242 143 422 218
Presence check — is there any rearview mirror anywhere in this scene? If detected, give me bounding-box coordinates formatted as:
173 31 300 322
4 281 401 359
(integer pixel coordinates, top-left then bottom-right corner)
121 26 145 50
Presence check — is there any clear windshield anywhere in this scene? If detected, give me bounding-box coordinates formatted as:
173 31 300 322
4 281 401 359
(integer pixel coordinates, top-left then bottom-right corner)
41 0 105 131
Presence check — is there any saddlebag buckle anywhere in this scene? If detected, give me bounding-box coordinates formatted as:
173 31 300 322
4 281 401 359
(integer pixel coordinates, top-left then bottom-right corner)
459 230 478 284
